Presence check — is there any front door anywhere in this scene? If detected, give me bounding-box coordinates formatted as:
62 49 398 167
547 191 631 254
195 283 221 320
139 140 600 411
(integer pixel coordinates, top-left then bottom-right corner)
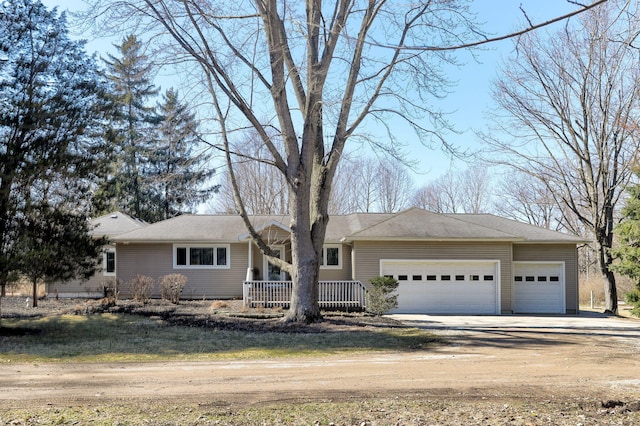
264 245 286 281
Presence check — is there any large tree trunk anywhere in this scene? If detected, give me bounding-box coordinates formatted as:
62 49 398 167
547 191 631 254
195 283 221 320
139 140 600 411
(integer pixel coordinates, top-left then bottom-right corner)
597 239 618 314
284 170 323 323
31 279 38 308
287 233 321 323
598 204 618 314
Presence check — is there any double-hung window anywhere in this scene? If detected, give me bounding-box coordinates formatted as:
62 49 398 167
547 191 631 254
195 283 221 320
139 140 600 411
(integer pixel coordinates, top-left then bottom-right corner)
103 249 116 276
173 244 230 269
319 245 341 269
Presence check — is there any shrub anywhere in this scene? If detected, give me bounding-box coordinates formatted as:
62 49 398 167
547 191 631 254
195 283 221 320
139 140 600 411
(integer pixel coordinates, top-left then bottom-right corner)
366 276 399 316
624 288 640 317
159 273 188 304
100 278 122 302
128 274 155 304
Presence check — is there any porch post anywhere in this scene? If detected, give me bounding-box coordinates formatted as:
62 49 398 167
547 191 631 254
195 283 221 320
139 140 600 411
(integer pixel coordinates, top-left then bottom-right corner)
246 242 254 281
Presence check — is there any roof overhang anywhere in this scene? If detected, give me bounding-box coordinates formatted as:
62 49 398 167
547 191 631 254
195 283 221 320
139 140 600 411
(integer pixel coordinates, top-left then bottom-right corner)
238 219 292 241
341 237 525 243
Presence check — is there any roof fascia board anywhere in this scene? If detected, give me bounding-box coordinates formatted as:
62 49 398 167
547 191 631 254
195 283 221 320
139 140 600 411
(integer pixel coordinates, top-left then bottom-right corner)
114 239 244 244
342 237 524 243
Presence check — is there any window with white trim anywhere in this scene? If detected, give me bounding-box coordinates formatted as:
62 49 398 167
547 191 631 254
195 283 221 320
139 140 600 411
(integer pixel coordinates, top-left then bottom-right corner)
319 245 341 269
103 249 116 276
173 244 230 269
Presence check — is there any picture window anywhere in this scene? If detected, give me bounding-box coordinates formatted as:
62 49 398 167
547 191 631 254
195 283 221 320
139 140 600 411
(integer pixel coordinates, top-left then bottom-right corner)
174 244 230 269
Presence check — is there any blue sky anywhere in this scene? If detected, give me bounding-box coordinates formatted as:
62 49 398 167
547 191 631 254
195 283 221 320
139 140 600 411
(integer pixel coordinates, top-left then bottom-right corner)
42 0 579 185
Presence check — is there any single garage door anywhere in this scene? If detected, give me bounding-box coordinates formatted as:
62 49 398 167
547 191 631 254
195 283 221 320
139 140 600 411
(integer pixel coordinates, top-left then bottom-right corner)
381 260 499 314
513 262 565 314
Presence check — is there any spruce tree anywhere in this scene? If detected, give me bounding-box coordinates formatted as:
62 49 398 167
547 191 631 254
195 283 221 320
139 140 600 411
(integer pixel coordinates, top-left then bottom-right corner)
611 172 640 314
0 0 109 299
95 34 160 222
150 88 216 220
15 205 106 307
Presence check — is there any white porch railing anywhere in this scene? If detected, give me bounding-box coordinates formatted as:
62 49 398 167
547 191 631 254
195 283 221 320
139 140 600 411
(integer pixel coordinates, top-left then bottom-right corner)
243 280 368 310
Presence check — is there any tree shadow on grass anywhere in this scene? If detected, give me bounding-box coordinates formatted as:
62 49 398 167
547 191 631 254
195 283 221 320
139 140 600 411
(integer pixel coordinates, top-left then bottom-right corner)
0 312 440 361
0 326 41 336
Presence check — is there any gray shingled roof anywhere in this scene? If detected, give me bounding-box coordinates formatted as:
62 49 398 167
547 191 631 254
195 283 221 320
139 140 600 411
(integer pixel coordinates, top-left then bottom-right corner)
91 211 146 237
112 208 583 244
113 214 290 243
446 214 585 243
345 208 518 241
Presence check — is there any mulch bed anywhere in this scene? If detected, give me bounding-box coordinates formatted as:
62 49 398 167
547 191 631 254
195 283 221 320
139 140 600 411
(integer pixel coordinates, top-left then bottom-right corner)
0 296 401 334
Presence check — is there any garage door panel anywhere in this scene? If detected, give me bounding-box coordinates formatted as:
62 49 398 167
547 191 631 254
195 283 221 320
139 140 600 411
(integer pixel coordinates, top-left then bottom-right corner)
513 263 564 314
383 260 499 314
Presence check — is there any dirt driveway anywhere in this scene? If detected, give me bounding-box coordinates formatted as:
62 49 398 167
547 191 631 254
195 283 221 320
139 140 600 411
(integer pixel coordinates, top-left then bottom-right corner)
1 312 639 410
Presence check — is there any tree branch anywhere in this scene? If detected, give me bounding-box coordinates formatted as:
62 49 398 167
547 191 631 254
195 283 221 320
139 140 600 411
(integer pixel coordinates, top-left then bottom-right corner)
366 0 608 51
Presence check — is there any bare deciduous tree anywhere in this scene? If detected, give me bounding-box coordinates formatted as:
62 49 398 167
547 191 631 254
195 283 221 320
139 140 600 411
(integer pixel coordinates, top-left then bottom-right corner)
87 0 605 322
493 171 561 230
331 156 413 214
375 159 414 213
214 131 289 215
412 164 491 214
330 157 380 214
483 0 640 313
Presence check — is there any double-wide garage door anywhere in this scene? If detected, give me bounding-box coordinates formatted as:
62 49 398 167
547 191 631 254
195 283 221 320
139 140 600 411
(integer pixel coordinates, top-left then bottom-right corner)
382 260 499 314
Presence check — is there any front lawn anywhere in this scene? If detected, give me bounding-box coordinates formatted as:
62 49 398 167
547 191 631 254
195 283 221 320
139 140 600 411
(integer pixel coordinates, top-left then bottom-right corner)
0 299 439 362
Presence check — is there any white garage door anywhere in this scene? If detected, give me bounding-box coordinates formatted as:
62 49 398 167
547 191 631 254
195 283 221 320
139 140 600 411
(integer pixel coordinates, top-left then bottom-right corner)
513 262 565 314
381 260 499 314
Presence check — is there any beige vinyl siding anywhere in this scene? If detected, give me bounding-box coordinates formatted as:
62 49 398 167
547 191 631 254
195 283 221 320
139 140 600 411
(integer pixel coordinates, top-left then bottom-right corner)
48 273 107 297
513 243 578 313
353 241 513 313
48 247 115 297
319 244 352 281
116 243 247 299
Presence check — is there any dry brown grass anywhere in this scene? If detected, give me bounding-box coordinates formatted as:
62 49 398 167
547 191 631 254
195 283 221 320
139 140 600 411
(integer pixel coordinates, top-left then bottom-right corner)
579 273 636 309
2 279 45 298
579 274 606 307
209 300 229 310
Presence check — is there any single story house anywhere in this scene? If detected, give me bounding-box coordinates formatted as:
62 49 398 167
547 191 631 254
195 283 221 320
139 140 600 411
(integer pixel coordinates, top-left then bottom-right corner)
47 211 147 298
79 207 583 315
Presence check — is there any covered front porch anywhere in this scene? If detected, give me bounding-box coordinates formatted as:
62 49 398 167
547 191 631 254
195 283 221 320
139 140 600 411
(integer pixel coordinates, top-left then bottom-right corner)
242 280 368 310
242 222 365 309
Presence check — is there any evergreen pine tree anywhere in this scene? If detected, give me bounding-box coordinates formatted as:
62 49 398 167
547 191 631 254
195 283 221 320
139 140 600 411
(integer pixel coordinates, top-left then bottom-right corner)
0 0 110 298
149 88 216 220
94 34 160 222
611 172 640 314
15 205 106 307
